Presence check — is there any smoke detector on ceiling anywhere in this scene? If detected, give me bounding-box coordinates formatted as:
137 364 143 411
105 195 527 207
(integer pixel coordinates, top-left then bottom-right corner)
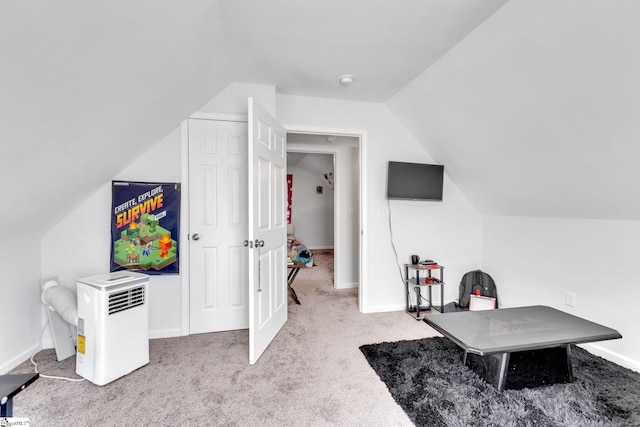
339 74 354 86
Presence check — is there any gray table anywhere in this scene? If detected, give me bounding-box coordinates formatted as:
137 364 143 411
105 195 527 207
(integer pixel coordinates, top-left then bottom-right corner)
424 305 622 391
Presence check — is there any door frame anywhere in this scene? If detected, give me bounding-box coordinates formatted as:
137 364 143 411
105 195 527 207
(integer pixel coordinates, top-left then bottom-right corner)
283 125 367 312
181 117 369 335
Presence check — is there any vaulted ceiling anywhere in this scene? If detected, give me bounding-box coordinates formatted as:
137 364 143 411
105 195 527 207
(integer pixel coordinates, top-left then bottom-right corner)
2 0 639 239
388 0 640 220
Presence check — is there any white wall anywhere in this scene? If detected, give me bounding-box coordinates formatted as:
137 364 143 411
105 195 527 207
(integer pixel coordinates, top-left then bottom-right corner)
387 0 640 221
41 127 184 340
287 160 335 249
198 82 276 117
38 83 277 347
0 238 42 373
15 84 479 371
277 94 482 311
384 0 640 370
482 215 640 372
330 145 359 290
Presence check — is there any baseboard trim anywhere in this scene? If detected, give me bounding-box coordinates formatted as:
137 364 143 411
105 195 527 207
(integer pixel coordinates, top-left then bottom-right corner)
579 342 640 373
361 303 405 313
149 328 183 340
2 328 188 373
0 343 40 374
361 300 457 315
335 282 358 290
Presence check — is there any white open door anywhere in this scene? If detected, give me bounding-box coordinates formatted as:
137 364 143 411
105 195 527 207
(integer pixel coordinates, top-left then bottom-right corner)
247 98 287 364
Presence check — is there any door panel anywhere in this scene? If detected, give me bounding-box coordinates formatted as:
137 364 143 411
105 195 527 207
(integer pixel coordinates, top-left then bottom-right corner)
248 98 287 364
189 119 249 334
203 247 218 308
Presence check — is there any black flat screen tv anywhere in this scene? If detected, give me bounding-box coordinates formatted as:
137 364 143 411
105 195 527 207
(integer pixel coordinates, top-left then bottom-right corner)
387 161 444 201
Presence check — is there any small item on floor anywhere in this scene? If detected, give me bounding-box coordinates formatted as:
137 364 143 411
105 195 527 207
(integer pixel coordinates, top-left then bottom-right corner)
287 236 313 267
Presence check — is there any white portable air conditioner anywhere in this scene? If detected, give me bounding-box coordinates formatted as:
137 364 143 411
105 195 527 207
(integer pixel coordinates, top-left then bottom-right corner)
76 271 149 385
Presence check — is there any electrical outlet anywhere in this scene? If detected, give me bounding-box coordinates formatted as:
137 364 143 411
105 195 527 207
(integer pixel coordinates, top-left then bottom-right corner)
566 291 576 307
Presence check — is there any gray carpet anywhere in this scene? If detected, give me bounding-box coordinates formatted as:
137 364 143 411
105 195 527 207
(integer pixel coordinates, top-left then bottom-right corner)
360 337 640 427
9 250 438 426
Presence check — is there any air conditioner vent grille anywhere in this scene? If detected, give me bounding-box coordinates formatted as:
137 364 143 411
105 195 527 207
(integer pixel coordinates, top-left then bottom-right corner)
108 285 146 315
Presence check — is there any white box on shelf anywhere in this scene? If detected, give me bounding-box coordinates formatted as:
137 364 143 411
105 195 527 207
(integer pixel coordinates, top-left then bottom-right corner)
469 295 496 311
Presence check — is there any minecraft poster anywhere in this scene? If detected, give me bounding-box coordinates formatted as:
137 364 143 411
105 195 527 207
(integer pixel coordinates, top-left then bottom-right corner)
110 181 181 275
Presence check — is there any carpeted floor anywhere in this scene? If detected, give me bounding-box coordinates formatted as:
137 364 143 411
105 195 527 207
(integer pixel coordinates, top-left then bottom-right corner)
360 337 640 427
9 250 438 426
12 249 638 426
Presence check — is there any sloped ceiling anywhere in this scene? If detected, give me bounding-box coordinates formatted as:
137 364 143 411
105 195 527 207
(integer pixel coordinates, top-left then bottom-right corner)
388 0 640 220
0 0 508 238
0 1 233 238
5 0 637 239
287 133 358 176
217 0 508 102
287 152 333 177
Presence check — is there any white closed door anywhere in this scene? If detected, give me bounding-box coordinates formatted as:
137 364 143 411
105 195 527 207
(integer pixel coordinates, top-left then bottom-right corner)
189 118 249 334
248 98 287 364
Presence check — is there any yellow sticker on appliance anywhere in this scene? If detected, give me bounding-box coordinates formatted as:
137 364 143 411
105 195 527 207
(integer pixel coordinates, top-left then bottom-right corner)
77 334 86 354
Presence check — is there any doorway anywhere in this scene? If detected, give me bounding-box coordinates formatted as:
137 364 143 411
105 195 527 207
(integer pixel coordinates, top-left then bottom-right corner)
181 118 367 337
286 151 335 290
286 133 360 294
183 99 288 363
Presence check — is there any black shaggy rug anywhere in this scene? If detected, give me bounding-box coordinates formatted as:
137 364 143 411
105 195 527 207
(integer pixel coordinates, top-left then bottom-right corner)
360 337 640 427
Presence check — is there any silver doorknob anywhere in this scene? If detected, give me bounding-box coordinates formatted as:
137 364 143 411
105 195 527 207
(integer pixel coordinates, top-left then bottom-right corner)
255 239 265 247
191 233 200 241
